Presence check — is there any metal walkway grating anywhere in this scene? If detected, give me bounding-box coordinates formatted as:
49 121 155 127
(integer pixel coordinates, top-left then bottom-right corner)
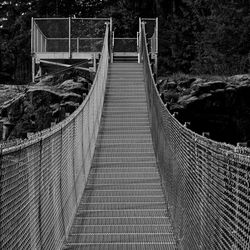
63 62 176 249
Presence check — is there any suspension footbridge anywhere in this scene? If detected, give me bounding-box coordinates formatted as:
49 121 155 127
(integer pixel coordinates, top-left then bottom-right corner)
1 18 250 250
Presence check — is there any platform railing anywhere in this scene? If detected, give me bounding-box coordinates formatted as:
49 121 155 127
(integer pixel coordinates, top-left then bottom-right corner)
0 23 110 250
141 22 250 250
32 18 111 55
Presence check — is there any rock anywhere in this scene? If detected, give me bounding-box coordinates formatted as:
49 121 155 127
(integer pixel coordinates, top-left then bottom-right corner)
213 88 226 94
23 100 35 114
169 103 184 112
77 76 90 84
59 80 88 95
229 74 250 82
157 79 168 92
61 92 82 104
157 73 250 146
178 94 193 104
59 79 75 89
37 75 55 85
191 78 204 85
27 88 62 106
165 81 178 90
179 78 196 88
225 86 235 91
0 66 93 141
194 81 227 96
162 90 179 103
61 101 80 113
1 95 25 123
179 95 199 106
68 86 88 96
50 103 60 111
199 93 212 100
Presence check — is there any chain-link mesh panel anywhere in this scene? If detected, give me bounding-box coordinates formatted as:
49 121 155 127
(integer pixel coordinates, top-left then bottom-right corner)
70 38 104 53
114 38 137 52
0 24 109 250
71 19 107 38
34 18 69 53
141 24 250 250
71 19 108 52
141 18 157 55
33 18 109 53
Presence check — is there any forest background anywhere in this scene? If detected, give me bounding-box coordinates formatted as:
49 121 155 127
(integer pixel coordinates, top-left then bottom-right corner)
0 0 249 80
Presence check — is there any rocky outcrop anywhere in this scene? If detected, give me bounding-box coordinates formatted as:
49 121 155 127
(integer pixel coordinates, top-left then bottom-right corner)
157 74 250 145
0 69 93 141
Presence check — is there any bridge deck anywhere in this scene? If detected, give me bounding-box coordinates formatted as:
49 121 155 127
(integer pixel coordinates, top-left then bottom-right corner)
63 62 176 249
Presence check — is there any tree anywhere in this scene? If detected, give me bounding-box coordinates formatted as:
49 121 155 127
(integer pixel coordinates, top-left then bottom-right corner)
190 0 250 74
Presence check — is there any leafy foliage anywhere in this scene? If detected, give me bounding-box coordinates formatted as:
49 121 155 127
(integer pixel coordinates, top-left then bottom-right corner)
0 0 249 79
157 0 250 75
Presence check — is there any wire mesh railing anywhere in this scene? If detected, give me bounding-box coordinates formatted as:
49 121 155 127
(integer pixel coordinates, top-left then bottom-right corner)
141 22 250 250
32 18 110 54
0 23 110 250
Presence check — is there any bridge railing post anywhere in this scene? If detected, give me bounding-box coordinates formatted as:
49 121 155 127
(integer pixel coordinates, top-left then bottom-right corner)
68 17 71 59
155 17 158 78
111 31 114 63
109 17 113 62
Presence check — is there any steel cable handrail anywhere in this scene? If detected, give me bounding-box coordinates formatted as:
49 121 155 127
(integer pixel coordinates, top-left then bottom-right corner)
0 23 110 250
141 22 250 250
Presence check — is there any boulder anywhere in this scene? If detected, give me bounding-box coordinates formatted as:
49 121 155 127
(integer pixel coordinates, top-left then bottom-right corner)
1 95 25 123
27 88 62 107
229 74 250 82
199 93 212 100
61 101 80 113
179 78 196 88
179 95 199 107
191 78 205 85
37 75 55 85
157 73 250 146
0 65 93 141
59 79 76 89
59 80 88 95
162 90 179 103
165 81 178 90
77 76 91 84
194 81 227 96
61 92 82 104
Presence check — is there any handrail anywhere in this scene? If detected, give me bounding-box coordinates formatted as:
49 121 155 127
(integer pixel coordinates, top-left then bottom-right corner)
32 18 110 54
140 22 250 249
0 23 110 250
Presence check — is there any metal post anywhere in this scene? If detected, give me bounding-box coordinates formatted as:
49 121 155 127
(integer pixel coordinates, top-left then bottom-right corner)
32 57 35 82
77 37 79 53
111 31 114 63
137 32 140 63
31 17 34 53
93 54 96 72
138 17 142 63
109 17 113 62
109 17 112 35
45 38 47 52
139 17 142 37
156 17 159 55
40 33 42 52
69 17 71 58
36 25 39 53
155 17 159 77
